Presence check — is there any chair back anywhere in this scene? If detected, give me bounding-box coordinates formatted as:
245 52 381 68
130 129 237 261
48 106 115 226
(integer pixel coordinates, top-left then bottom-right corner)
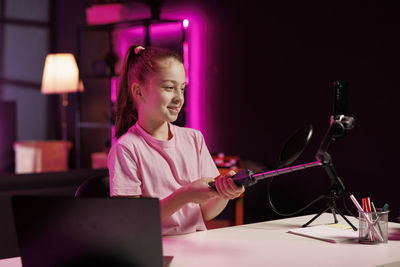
74 175 110 198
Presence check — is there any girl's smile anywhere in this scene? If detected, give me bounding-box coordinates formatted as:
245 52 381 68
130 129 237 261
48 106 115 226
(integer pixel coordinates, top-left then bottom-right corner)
167 105 181 114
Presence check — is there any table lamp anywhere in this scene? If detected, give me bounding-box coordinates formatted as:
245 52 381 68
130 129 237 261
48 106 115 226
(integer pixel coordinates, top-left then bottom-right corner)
41 53 83 169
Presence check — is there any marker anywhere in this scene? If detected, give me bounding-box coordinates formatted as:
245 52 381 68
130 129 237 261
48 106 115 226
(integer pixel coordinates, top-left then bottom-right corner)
349 194 384 242
365 197 372 212
382 203 389 211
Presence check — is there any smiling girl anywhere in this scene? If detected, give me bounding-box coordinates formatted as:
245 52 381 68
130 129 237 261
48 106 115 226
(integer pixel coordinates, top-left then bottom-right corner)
108 45 244 235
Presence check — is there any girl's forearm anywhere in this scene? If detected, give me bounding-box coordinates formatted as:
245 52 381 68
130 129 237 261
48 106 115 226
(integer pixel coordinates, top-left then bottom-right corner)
160 178 222 221
160 188 189 221
200 197 229 221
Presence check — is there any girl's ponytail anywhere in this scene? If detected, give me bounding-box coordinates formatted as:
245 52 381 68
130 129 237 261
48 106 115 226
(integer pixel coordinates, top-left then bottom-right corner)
114 45 139 138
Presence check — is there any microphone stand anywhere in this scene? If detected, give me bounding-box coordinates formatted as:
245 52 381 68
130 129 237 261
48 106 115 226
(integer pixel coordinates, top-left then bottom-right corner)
208 115 357 230
302 115 357 230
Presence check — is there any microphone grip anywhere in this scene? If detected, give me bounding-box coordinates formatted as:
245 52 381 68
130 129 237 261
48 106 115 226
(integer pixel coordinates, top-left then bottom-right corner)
208 169 257 190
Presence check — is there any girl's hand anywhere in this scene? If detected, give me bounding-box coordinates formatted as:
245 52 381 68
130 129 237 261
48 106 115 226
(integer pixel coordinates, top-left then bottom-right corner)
214 170 245 200
180 177 219 204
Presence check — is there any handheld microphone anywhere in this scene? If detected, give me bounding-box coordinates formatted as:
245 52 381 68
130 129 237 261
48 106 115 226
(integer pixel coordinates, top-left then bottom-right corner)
208 169 256 190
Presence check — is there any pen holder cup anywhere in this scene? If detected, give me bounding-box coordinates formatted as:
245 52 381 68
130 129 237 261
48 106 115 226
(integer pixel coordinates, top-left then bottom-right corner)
358 210 389 244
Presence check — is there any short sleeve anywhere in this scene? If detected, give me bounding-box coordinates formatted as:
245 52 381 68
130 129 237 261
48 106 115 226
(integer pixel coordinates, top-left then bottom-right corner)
197 132 220 178
107 143 142 197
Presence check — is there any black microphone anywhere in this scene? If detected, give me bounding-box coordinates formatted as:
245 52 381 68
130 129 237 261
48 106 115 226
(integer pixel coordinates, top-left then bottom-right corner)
208 169 256 190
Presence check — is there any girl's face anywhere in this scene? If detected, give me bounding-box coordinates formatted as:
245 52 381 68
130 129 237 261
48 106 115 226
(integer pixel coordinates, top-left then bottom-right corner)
136 58 186 125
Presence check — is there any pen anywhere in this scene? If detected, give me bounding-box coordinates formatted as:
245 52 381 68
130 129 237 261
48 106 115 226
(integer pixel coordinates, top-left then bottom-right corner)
371 201 384 239
362 197 374 242
349 194 384 242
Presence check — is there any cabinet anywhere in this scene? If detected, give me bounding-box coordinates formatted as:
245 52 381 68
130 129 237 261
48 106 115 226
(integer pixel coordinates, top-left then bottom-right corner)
75 19 187 168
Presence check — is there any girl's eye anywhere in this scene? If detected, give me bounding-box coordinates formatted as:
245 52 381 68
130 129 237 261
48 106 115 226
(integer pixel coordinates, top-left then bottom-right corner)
181 87 186 93
165 87 174 90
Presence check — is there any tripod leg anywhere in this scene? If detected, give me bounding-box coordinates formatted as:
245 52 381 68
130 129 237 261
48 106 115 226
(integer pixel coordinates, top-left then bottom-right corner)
302 206 330 228
334 207 358 231
330 207 338 224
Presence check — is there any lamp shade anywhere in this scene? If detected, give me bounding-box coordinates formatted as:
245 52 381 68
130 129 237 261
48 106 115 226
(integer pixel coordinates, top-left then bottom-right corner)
41 53 81 94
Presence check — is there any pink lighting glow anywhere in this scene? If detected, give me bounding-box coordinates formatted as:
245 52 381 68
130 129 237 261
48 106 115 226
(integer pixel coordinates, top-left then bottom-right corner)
111 77 119 146
86 4 123 25
111 125 116 146
114 26 146 73
183 41 189 85
149 22 182 39
161 8 208 135
86 3 151 25
183 14 205 134
110 76 119 103
104 6 208 142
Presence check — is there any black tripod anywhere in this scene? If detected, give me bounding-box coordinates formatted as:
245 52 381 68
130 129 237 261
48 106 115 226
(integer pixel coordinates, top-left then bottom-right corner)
302 115 357 230
302 189 357 230
302 169 357 230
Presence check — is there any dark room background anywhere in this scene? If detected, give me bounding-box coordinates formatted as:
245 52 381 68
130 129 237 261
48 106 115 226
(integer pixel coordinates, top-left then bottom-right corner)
1 0 399 223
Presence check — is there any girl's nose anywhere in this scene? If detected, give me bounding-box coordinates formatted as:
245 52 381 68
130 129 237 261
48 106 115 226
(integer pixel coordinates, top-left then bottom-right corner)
172 95 183 104
173 90 184 103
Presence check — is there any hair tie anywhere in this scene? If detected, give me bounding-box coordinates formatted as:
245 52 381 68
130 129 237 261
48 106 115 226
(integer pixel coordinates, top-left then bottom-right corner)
134 46 145 55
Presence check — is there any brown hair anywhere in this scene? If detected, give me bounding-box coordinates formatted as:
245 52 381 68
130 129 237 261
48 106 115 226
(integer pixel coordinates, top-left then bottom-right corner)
114 45 183 138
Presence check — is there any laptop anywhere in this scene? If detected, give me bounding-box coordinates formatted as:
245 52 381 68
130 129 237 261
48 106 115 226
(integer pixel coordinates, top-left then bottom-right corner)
11 196 164 267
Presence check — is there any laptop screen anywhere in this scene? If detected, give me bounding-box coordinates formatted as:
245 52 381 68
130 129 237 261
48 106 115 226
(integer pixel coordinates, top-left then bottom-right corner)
12 196 164 267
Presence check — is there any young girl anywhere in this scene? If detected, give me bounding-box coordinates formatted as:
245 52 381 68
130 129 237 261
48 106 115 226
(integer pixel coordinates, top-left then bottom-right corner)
107 45 244 235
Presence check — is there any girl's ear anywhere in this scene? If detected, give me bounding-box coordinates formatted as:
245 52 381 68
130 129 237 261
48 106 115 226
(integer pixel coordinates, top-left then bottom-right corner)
131 83 144 101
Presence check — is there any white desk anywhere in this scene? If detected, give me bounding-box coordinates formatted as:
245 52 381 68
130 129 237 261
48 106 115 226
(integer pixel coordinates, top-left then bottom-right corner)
163 213 400 267
2 213 400 267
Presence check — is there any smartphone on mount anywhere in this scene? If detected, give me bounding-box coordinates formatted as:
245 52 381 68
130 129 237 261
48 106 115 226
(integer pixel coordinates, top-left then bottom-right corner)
332 80 354 131
333 81 349 119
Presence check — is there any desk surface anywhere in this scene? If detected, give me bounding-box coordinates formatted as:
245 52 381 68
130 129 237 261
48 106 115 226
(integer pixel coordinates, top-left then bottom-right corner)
163 213 400 267
2 213 400 267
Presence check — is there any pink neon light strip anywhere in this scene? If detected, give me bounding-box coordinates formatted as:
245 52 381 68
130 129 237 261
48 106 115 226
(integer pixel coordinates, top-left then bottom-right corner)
183 40 189 85
178 15 203 132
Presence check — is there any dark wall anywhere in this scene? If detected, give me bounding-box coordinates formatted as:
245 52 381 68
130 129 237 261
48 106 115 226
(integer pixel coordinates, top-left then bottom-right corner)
56 0 400 222
168 0 400 222
54 0 89 168
0 101 16 172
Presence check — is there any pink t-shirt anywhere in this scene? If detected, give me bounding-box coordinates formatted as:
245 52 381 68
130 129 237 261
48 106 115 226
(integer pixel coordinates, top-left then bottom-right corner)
107 123 220 235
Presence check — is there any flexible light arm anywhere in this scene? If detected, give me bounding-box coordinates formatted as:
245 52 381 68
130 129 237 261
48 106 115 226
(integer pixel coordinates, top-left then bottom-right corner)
209 160 322 190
